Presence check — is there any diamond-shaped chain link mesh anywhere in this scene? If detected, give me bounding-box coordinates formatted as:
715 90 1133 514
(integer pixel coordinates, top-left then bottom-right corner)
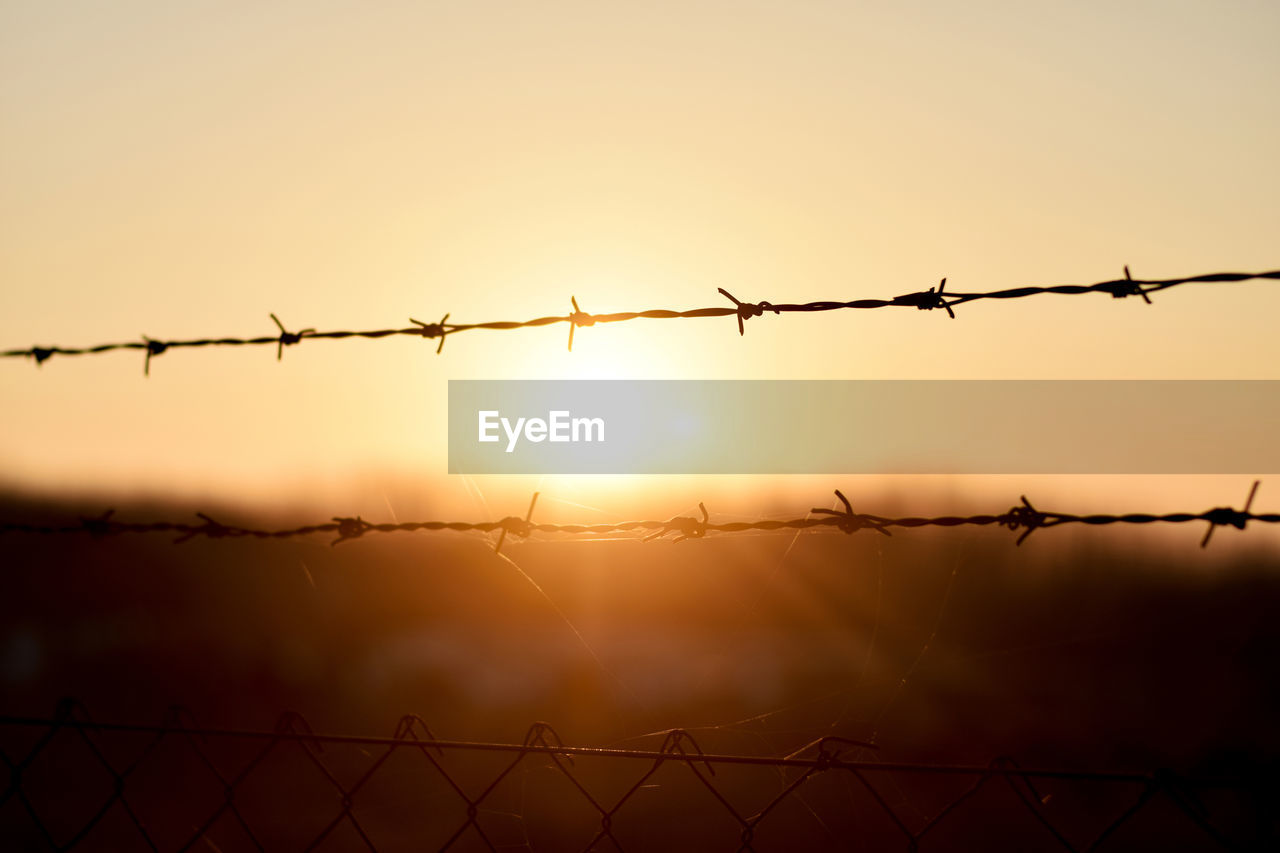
0 704 1268 851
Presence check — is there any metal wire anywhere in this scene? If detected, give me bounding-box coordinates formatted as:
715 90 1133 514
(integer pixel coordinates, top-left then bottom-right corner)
0 701 1266 852
4 269 1277 374
1 483 1271 550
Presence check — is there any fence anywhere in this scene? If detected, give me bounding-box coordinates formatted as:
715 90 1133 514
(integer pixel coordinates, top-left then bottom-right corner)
4 267 1278 850
2 484 1272 551
1 702 1270 852
4 269 1277 374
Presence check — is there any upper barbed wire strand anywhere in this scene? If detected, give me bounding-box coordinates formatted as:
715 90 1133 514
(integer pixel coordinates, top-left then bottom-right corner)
4 269 1277 373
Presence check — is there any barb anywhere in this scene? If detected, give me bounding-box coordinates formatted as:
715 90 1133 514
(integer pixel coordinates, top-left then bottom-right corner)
171 512 230 544
891 277 955 318
141 336 166 376
1200 480 1260 548
718 287 781 335
0 706 1266 852
330 515 373 546
1004 495 1049 546
5 268 1276 371
1 485 1274 548
567 296 594 351
810 489 892 536
644 501 710 542
409 312 451 354
269 312 315 361
493 491 539 555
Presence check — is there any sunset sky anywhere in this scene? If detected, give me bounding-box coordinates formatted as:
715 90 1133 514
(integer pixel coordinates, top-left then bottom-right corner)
2 1 1277 524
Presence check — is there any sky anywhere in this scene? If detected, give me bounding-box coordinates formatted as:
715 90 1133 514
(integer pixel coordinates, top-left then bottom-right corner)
1 0 1277 523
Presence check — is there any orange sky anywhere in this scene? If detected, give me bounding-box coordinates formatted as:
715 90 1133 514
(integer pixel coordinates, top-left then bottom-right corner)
1 1 1277 522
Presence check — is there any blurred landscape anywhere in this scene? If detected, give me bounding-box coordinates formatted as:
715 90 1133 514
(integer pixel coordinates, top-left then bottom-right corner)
2 487 1277 849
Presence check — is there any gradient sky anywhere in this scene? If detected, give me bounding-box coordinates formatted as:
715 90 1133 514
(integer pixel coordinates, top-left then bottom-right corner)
1 1 1277 521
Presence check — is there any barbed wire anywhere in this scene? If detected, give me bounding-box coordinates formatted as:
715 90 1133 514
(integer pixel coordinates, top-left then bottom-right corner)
3 269 1276 374
0 700 1266 851
1 482 1271 550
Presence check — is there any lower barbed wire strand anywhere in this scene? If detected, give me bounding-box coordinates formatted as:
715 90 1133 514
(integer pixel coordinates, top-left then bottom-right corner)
1 484 1273 547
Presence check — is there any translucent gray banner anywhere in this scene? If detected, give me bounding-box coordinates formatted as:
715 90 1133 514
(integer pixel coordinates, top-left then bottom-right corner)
447 380 1279 474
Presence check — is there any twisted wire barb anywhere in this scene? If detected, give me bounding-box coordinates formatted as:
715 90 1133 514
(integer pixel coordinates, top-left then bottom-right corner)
1 483 1272 548
0 706 1264 852
4 269 1276 374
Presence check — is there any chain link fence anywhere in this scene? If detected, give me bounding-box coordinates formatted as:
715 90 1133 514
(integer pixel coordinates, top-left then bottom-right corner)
1 702 1271 852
